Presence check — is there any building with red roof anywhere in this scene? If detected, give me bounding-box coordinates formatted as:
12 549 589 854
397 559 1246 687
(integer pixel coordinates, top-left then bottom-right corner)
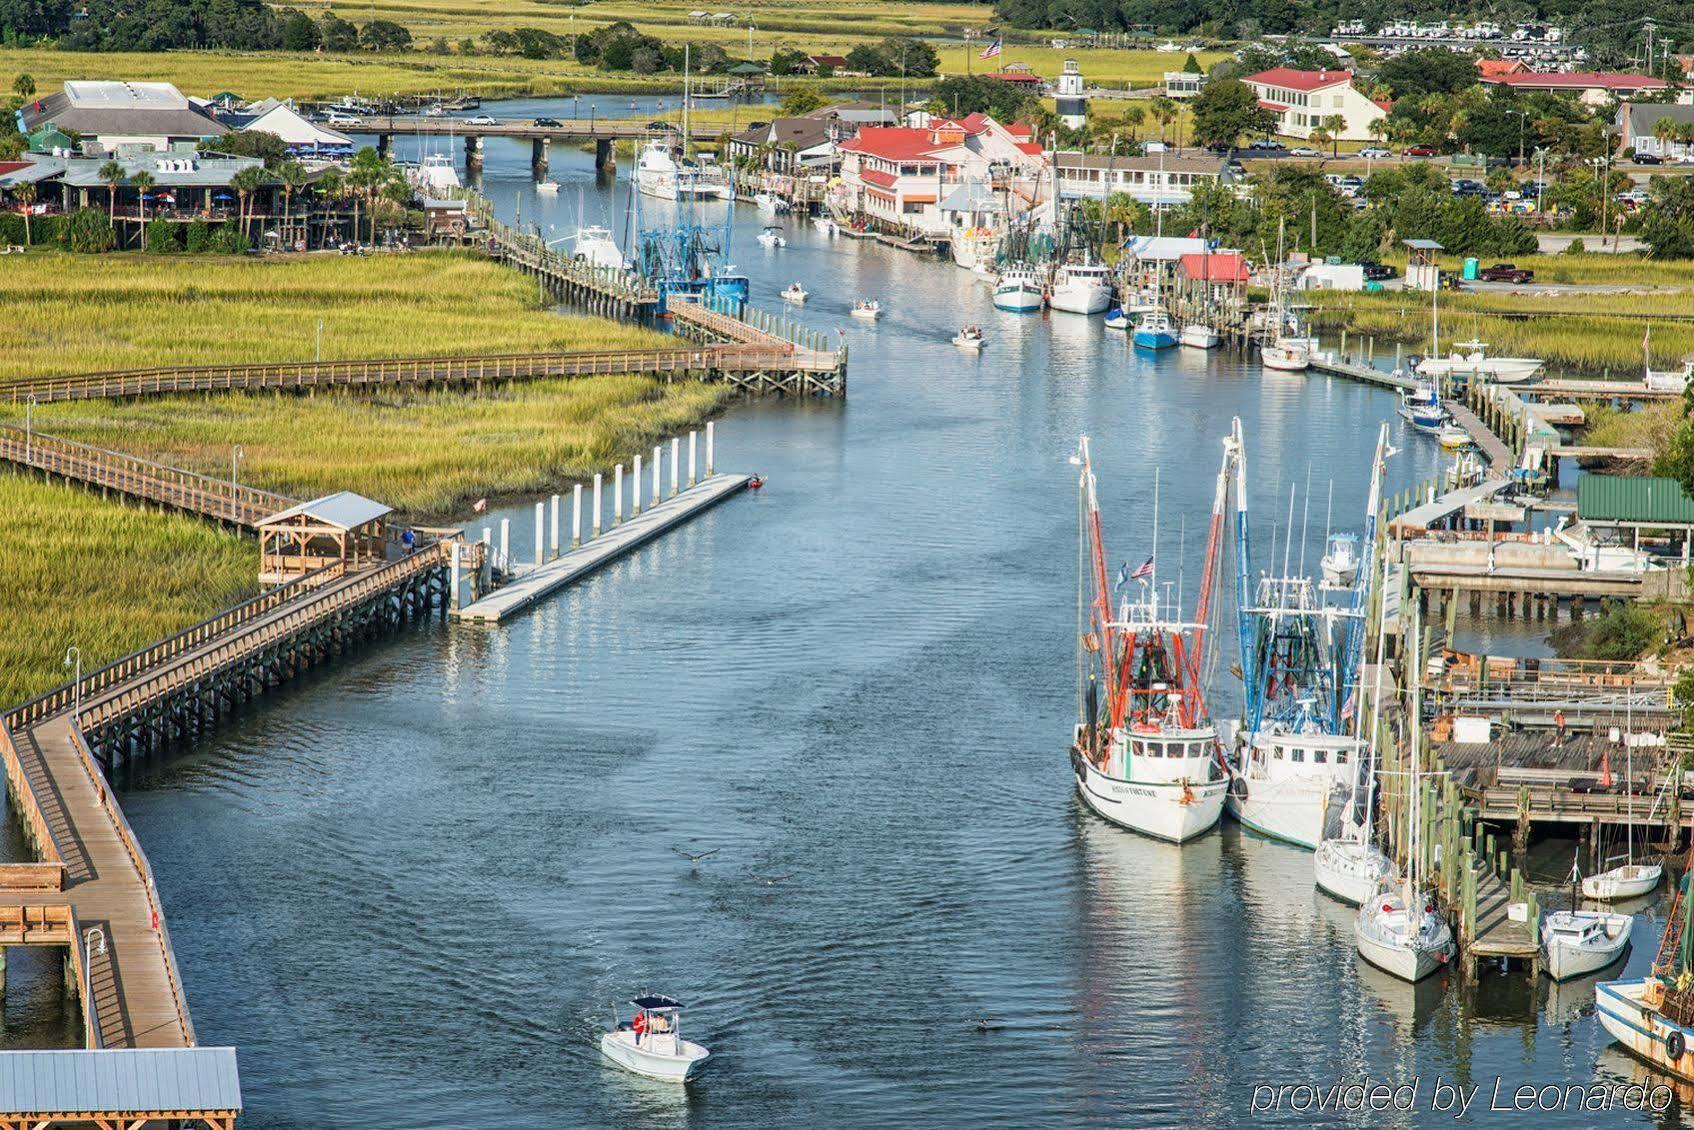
1479 71 1671 107
834 114 1048 235
1475 58 1528 78
1243 68 1387 142
1179 251 1250 284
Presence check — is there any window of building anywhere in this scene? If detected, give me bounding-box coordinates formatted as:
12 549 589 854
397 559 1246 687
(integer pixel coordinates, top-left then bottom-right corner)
1313 749 1328 764
1290 748 1305 763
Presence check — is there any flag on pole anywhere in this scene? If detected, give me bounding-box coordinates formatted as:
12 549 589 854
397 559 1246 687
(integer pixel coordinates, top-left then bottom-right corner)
979 38 1002 60
1130 556 1154 582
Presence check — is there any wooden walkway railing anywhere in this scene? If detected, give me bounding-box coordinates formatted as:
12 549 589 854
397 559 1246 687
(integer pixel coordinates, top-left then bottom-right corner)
0 425 294 524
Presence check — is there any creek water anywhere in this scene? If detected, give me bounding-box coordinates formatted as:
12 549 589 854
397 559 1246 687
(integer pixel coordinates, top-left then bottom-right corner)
2 102 1679 1126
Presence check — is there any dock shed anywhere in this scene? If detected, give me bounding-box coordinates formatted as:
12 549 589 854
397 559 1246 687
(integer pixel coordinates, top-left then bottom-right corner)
1577 474 1694 561
0 1046 241 1130
258 491 392 583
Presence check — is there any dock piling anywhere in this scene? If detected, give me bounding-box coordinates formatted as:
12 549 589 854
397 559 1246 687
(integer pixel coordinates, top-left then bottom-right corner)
550 494 560 559
614 464 624 525
499 519 510 575
534 502 545 566
706 421 715 475
450 542 463 610
633 455 643 515
670 438 681 497
652 445 661 501
592 473 603 537
572 484 583 547
688 431 698 487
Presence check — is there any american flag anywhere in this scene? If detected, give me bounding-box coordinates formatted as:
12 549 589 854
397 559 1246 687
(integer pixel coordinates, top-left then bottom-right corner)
1129 556 1154 581
979 38 1001 59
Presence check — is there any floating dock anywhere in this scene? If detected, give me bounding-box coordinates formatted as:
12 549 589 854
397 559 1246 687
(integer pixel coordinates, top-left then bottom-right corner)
453 473 750 623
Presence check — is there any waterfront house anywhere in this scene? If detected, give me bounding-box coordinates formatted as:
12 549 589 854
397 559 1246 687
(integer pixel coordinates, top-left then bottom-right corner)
1163 71 1208 99
985 64 1046 94
1242 68 1386 141
1616 102 1694 159
18 80 227 155
799 54 850 75
1480 70 1671 107
1053 151 1237 207
726 116 840 176
834 113 1046 235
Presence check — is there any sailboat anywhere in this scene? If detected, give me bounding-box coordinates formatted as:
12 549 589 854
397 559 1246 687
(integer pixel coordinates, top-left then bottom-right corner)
1352 596 1455 981
1069 439 1230 843
1316 437 1397 904
1543 853 1633 980
1260 219 1310 371
1228 422 1372 851
1583 723 1663 900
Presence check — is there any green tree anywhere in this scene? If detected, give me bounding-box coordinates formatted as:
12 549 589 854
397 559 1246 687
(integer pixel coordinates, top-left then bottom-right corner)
214 128 289 168
229 164 265 242
97 158 124 231
144 217 177 253
1377 48 1481 99
931 74 1038 123
318 12 358 52
1148 96 1177 144
278 159 310 247
1340 210 1385 262
1182 52 1202 75
780 87 826 116
280 10 317 51
1322 115 1345 158
845 44 886 76
1189 78 1274 151
769 47 809 76
358 18 411 52
12 72 33 98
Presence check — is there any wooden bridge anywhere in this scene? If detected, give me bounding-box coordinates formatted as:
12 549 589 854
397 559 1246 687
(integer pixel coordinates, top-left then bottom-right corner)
0 538 474 1059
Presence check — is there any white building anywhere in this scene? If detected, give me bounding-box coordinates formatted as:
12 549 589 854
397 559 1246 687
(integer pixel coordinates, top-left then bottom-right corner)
1053 151 1237 207
18 80 227 154
1055 60 1088 130
221 99 354 158
1242 68 1387 142
1163 71 1208 99
835 114 1046 235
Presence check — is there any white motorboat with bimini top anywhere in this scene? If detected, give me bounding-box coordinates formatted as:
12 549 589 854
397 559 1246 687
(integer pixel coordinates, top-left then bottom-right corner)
600 995 711 1082
851 299 881 320
1415 340 1543 384
756 225 785 248
952 324 985 350
1320 532 1359 588
781 282 807 304
1069 438 1231 844
536 179 560 194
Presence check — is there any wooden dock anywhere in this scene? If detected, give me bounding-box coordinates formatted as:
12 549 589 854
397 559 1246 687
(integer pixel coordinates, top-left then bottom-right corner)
1305 352 1419 391
455 474 749 623
1444 400 1515 471
1465 864 1540 972
1533 378 1681 401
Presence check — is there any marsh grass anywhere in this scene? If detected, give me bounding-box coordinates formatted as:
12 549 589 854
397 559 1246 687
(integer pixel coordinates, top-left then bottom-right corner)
33 376 735 517
0 251 668 382
0 475 256 707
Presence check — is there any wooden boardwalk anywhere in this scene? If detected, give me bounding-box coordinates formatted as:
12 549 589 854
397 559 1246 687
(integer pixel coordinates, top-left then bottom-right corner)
0 540 468 1053
455 474 749 623
1467 865 1539 970
1444 400 1515 471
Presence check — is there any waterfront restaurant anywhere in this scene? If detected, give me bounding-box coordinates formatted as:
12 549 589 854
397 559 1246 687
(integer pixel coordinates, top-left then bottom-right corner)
258 491 393 583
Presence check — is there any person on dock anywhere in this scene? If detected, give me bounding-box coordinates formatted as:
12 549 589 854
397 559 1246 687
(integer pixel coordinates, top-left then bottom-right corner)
401 527 416 555
1555 708 1567 745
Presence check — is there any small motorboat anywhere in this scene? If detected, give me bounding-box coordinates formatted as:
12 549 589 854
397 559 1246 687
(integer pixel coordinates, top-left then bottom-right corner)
1180 323 1220 349
1437 424 1470 450
1416 340 1543 384
600 995 710 1083
952 324 985 350
1103 306 1130 331
781 282 807 304
1541 910 1632 981
1320 532 1360 588
748 474 765 490
1132 309 1178 350
756 225 785 249
1583 862 1663 901
535 180 560 195
850 299 881 320
753 192 791 214
811 216 838 236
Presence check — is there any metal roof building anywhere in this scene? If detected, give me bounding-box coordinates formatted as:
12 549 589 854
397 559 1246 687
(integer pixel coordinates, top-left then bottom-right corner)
1578 475 1694 529
18 80 228 154
257 491 394 584
0 1047 240 1129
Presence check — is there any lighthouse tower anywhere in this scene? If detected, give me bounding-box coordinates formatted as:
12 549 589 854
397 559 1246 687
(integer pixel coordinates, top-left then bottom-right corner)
1056 59 1088 130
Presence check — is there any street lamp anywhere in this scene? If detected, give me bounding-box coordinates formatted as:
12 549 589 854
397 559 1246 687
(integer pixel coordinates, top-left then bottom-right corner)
63 645 80 719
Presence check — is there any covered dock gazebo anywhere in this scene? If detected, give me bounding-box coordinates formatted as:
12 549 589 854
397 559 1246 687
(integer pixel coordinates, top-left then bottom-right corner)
257 491 392 583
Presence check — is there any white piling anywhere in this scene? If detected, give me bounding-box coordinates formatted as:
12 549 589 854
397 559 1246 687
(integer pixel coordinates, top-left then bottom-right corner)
499 518 510 573
652 445 661 501
706 421 715 475
534 502 545 566
572 484 583 547
633 454 644 514
688 430 698 487
592 473 603 536
670 437 681 497
550 494 560 559
614 464 624 524
450 542 462 609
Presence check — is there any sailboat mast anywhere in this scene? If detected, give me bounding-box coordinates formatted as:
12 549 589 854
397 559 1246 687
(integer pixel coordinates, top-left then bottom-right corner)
1184 424 1238 713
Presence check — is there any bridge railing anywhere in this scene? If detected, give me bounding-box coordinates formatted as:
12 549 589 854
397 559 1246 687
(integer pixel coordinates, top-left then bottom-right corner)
0 728 67 891
4 563 339 733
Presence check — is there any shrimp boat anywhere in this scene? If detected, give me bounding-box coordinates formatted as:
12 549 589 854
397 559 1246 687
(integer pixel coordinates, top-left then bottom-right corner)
601 995 710 1082
1068 437 1230 844
1353 595 1455 982
1227 422 1378 852
1596 835 1694 1079
993 262 1045 312
1180 323 1221 349
1132 309 1178 350
1047 260 1113 315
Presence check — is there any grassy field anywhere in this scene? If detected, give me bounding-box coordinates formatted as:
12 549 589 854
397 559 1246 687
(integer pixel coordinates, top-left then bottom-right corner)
0 475 256 708
30 376 734 517
0 251 667 382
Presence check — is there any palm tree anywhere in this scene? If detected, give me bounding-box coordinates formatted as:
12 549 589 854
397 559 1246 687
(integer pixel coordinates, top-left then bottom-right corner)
12 182 34 245
1118 104 1145 143
314 169 345 248
1654 116 1680 160
229 166 265 243
98 159 125 231
346 147 389 245
1309 124 1333 159
1323 115 1345 159
130 170 155 227
1149 96 1177 145
12 73 33 99
277 160 309 247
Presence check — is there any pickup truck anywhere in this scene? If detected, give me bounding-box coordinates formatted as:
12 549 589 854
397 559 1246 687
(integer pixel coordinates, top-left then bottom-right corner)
1478 263 1534 284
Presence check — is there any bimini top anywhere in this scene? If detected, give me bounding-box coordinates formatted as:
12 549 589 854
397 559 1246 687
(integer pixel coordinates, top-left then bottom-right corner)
631 994 685 1010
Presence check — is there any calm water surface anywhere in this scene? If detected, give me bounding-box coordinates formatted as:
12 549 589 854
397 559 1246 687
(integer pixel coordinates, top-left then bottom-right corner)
10 102 1682 1125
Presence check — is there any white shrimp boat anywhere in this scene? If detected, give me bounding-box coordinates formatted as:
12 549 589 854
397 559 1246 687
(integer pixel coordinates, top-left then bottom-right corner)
1047 260 1113 314
1543 911 1632 980
600 995 711 1082
1415 340 1543 384
952 324 985 350
850 299 881 320
1583 863 1663 901
781 282 807 304
1597 979 1694 1082
1069 437 1230 844
993 262 1045 312
1180 323 1220 349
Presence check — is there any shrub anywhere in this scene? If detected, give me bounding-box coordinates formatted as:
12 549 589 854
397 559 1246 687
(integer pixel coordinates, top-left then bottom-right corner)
144 218 179 253
55 207 114 253
209 223 249 254
1586 600 1661 660
184 219 213 253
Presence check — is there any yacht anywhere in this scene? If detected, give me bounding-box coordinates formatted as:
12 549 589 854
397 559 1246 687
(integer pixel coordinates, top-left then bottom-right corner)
993 262 1045 312
1415 340 1543 384
411 153 462 194
1069 437 1230 844
569 225 629 271
636 138 682 200
1131 309 1178 350
1047 261 1113 315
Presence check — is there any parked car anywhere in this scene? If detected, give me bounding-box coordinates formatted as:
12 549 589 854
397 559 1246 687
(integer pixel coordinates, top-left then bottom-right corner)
1403 144 1438 157
1287 145 1321 158
465 114 499 126
325 113 364 127
533 117 562 128
1360 262 1397 281
1478 263 1534 283
1357 146 1393 159
1632 152 1663 165
1450 178 1486 196
1245 139 1287 154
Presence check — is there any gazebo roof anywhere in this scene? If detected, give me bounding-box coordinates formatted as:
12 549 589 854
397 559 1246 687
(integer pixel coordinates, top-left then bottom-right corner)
259 490 391 530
